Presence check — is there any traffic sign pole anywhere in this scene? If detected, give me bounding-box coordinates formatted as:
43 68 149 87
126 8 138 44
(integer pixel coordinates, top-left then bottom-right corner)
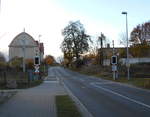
112 64 117 80
112 40 118 80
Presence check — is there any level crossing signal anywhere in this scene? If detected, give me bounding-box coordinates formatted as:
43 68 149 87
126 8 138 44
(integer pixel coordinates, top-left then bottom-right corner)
111 56 117 64
34 56 40 65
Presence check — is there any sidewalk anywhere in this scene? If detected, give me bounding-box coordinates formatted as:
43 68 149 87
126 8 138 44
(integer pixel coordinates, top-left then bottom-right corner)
0 76 67 117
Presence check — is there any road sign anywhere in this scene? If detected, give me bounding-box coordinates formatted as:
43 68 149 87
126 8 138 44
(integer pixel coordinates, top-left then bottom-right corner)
34 64 40 73
112 64 118 80
112 65 117 71
34 65 39 69
35 68 39 73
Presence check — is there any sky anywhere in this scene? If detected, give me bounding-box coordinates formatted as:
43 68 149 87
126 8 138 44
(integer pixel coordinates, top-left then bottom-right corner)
0 0 150 59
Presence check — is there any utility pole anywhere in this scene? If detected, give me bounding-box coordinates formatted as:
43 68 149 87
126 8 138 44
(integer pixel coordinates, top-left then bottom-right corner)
112 40 116 80
99 33 104 66
38 35 42 62
0 0 1 13
100 36 103 66
22 38 26 72
112 40 114 55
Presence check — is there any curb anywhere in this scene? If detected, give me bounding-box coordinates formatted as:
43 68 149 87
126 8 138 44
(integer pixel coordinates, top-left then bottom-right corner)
60 79 94 117
0 89 24 92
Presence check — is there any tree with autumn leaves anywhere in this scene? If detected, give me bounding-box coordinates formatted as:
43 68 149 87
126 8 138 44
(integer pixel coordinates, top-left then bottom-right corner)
61 21 91 67
44 55 55 65
129 21 150 57
130 21 150 45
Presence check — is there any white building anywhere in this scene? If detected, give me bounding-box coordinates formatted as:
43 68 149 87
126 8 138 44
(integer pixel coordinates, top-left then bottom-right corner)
9 32 44 61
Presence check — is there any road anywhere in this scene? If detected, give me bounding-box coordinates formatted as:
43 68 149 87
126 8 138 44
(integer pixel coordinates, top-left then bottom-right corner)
51 66 150 117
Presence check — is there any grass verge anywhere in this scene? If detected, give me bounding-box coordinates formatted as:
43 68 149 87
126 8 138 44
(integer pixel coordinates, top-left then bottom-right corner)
56 95 82 117
71 68 150 89
95 74 150 89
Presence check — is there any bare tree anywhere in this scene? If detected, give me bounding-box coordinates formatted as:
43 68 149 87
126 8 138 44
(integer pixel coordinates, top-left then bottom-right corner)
97 33 106 66
57 56 64 64
0 51 6 62
119 32 127 47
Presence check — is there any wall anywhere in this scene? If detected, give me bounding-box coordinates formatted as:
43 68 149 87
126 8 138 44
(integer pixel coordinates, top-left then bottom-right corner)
120 58 150 64
9 47 38 60
103 58 150 66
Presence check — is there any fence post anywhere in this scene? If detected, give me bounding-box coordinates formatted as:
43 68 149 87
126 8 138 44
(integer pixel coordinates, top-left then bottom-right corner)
4 71 7 86
27 70 32 87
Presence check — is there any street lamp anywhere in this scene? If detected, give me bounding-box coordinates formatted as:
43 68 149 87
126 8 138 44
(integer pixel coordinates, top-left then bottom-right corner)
122 11 130 80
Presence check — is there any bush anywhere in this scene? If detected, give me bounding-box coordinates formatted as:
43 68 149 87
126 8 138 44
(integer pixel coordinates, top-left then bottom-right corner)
130 63 150 78
26 59 34 69
0 61 7 70
9 57 23 70
144 80 150 88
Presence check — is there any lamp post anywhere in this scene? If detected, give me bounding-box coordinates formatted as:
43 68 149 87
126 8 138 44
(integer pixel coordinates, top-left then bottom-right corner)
122 11 130 80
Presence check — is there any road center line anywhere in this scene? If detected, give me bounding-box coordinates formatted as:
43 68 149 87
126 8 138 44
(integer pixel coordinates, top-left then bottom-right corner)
94 82 113 85
92 83 150 109
79 79 85 82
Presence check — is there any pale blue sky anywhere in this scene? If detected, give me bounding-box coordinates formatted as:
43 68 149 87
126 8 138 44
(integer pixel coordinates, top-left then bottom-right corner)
0 0 150 58
55 0 150 31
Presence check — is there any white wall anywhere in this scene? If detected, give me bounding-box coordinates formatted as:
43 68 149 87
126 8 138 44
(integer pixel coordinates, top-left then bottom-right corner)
120 58 150 64
103 58 150 66
9 47 38 60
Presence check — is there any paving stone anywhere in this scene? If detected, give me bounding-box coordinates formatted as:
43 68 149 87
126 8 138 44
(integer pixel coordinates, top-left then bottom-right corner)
0 78 67 117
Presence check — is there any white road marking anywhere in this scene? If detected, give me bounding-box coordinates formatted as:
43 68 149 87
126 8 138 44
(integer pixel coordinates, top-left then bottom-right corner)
90 82 113 85
44 81 59 83
79 79 85 82
91 83 150 109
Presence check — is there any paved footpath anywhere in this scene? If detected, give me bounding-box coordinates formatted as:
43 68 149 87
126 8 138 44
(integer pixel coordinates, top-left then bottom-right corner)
0 75 67 117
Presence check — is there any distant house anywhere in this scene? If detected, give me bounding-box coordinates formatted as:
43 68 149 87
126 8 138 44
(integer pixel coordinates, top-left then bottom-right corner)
99 46 127 59
100 46 150 66
99 47 127 66
9 32 44 61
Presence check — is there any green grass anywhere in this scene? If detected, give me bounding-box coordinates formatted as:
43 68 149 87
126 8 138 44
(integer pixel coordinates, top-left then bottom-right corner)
56 95 82 117
94 72 150 87
94 73 150 89
128 78 150 89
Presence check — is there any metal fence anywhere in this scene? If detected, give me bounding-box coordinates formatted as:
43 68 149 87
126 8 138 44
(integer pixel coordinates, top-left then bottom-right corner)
0 69 26 85
0 68 42 88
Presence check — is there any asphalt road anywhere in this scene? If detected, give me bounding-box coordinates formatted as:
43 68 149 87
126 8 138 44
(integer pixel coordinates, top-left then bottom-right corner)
51 66 150 117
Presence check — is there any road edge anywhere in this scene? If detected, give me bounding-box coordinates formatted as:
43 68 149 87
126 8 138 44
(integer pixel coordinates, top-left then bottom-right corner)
60 79 94 117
